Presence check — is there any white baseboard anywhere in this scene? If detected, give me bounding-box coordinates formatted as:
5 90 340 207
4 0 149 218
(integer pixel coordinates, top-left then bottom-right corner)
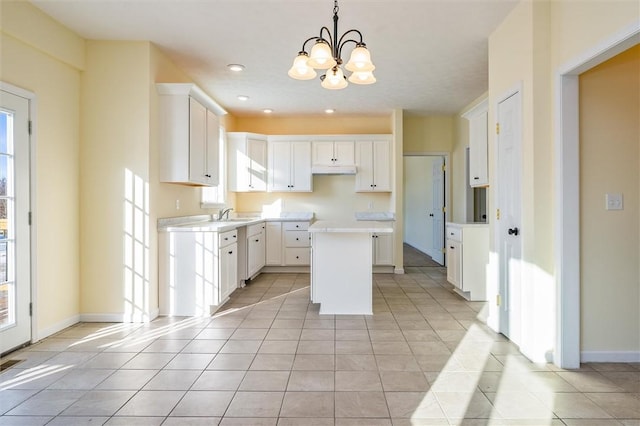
36 314 80 341
581 350 640 363
80 308 160 324
394 267 405 274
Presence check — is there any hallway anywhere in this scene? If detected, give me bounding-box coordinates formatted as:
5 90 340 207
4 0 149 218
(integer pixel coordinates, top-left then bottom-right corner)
1 268 638 425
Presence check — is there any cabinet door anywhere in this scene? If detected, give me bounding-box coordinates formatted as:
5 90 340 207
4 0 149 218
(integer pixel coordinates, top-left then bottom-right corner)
372 140 391 192
373 233 394 265
265 222 283 265
228 135 249 191
291 141 312 191
268 141 292 191
204 109 220 185
220 242 237 302
469 110 489 187
248 137 267 191
247 229 266 277
189 97 208 185
446 239 462 289
355 141 374 191
333 141 355 166
312 141 335 165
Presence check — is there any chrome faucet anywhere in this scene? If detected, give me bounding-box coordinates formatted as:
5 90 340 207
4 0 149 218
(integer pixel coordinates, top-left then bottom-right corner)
218 207 234 221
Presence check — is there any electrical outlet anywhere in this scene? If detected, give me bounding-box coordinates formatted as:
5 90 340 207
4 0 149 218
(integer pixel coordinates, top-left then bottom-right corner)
175 199 180 210
368 201 374 210
605 193 623 211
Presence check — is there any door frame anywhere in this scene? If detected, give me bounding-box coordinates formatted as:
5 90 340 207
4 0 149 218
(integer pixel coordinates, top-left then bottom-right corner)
554 23 640 368
0 81 37 346
403 151 450 266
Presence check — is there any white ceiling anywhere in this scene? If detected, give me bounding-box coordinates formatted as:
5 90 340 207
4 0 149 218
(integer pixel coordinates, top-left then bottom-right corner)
32 0 519 117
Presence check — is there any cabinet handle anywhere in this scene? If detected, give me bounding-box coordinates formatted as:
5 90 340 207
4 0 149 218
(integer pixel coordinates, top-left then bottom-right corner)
296 237 299 241
450 246 455 249
296 225 299 228
296 256 299 259
474 177 480 180
224 237 228 240
508 227 519 236
232 235 236 238
205 174 211 178
228 250 233 254
255 239 259 242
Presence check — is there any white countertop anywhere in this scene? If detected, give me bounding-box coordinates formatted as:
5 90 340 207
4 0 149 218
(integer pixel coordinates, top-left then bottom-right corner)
158 212 315 232
308 220 394 233
354 211 395 221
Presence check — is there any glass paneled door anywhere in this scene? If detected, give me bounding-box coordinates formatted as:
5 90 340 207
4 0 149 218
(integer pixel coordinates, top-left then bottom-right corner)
0 89 31 354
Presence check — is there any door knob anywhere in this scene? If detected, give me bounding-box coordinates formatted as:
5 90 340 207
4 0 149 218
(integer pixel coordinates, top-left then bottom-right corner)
508 227 519 236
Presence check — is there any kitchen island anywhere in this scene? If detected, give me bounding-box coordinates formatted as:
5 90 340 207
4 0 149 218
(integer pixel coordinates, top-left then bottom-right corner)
308 220 394 315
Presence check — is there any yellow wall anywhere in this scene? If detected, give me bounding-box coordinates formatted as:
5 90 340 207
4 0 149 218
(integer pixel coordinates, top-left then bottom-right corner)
0 2 84 336
403 115 454 153
80 41 152 318
579 45 639 352
232 115 390 135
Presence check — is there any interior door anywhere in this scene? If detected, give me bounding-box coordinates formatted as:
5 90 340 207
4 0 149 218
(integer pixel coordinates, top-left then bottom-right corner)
497 91 522 342
431 157 445 265
0 89 31 354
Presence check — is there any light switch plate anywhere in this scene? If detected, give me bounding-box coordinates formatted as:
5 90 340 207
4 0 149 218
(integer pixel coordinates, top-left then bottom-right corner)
605 193 623 210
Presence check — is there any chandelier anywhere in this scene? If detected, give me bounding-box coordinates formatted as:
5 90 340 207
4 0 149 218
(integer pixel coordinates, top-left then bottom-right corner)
287 0 376 90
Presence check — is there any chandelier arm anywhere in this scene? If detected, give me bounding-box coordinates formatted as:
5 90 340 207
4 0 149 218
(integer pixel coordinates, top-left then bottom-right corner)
318 26 334 54
336 38 362 62
300 36 318 52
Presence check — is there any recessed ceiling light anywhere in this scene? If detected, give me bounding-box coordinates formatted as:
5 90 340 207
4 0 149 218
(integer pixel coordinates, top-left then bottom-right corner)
325 109 335 114
227 64 245 72
263 109 273 114
237 95 249 101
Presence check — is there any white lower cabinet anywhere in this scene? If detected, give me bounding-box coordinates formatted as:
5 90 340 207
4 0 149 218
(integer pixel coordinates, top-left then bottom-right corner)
372 233 394 266
264 221 311 266
246 223 266 279
159 228 238 316
445 223 489 301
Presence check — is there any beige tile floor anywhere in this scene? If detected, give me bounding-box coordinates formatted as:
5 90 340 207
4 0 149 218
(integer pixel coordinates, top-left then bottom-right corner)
1 267 639 425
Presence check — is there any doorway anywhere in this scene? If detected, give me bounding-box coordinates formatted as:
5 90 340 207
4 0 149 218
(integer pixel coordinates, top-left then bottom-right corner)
0 87 32 355
403 154 446 267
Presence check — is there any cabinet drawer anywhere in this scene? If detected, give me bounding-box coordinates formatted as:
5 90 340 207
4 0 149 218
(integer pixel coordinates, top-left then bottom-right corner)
247 222 265 237
284 230 310 247
283 221 309 231
446 226 462 242
285 247 310 265
218 229 238 248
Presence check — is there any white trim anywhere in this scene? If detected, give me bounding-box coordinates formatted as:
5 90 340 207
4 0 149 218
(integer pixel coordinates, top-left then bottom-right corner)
554 23 640 370
80 308 159 323
36 315 80 341
581 351 640 363
0 82 39 346
393 267 405 274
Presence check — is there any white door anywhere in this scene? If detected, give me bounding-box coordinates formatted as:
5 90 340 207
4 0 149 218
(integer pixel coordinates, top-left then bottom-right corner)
497 91 523 342
403 156 431 255
431 157 445 265
0 90 31 354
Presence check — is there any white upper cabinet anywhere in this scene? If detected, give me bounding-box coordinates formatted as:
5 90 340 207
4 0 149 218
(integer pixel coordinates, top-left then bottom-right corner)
462 99 489 187
157 83 225 186
355 140 392 192
227 132 267 192
268 139 312 192
312 140 355 166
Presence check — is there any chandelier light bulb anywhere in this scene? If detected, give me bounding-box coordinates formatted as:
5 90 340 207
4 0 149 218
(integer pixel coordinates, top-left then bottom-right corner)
348 70 376 85
308 40 336 69
288 52 317 80
321 67 348 90
345 45 375 72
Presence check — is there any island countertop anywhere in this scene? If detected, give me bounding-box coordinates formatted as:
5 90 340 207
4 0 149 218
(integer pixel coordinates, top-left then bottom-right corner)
308 220 393 234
